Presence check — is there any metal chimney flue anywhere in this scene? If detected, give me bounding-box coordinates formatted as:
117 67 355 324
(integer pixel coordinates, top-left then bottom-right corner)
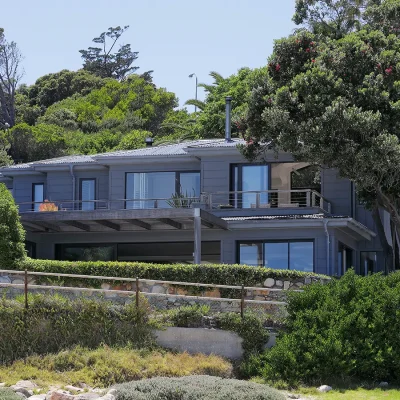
225 96 232 142
145 137 154 147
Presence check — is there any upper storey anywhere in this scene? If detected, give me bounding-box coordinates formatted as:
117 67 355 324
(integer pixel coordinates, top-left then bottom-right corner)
0 138 354 219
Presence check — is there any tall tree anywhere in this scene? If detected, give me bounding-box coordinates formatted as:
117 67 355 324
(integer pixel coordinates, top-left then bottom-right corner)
0 28 23 128
293 0 381 38
243 16 400 272
79 26 139 80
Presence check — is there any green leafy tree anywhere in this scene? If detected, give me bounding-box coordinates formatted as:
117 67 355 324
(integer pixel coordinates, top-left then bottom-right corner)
79 26 139 80
186 68 267 139
243 19 400 271
0 183 26 266
293 0 381 38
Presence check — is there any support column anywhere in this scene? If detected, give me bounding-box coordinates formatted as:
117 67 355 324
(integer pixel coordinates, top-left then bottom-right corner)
194 208 202 264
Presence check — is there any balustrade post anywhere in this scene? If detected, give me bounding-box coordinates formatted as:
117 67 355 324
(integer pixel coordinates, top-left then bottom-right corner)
306 190 311 207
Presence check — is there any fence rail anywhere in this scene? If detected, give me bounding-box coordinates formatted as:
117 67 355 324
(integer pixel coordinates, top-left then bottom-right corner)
0 269 294 317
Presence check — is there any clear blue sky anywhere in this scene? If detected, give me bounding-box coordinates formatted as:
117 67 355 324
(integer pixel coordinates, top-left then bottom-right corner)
2 0 296 108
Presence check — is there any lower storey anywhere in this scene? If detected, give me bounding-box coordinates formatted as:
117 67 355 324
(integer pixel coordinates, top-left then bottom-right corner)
25 226 382 277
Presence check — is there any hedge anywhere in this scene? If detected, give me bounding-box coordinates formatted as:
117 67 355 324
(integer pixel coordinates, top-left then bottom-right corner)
0 293 154 364
16 259 324 287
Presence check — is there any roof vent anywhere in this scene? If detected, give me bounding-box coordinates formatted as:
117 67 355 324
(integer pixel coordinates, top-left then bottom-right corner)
145 137 154 147
225 96 232 143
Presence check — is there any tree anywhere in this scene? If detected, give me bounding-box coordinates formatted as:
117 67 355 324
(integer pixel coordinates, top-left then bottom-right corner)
0 28 23 128
293 0 382 38
79 26 139 80
0 183 26 266
243 22 400 272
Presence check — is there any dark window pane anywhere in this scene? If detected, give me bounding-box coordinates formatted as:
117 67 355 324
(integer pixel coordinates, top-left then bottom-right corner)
239 243 263 267
57 245 114 261
264 242 289 269
290 242 314 272
360 251 376 276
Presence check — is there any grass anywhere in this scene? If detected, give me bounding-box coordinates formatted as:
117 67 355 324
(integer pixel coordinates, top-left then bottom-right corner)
0 345 233 389
0 389 20 400
296 387 400 399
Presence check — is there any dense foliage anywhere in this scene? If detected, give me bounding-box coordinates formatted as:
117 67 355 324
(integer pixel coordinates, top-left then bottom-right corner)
0 390 19 400
249 270 400 385
20 258 323 288
0 183 26 267
115 375 285 400
0 294 153 364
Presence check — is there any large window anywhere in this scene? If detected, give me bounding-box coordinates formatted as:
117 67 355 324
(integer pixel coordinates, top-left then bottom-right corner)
238 240 314 272
125 171 200 209
80 179 96 210
56 244 115 261
231 164 269 208
32 183 44 211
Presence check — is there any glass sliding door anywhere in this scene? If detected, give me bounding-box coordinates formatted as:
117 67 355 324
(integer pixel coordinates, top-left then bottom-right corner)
264 242 289 270
32 183 44 211
126 171 200 209
239 243 263 267
231 165 269 208
80 179 96 210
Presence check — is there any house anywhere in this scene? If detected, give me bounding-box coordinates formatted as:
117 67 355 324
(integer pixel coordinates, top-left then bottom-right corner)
0 132 383 276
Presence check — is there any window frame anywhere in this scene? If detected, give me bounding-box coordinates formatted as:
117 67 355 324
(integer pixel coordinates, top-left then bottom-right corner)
32 183 45 211
124 170 201 204
79 178 97 210
236 239 315 272
230 163 271 208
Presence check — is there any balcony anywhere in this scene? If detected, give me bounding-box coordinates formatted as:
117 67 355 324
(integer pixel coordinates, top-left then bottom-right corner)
17 190 330 214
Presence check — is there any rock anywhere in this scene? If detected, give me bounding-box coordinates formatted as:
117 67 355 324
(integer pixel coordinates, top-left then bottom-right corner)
151 285 166 294
0 383 6 387
379 382 389 387
264 278 275 288
49 390 74 400
287 394 300 399
15 393 27 399
12 388 33 398
75 393 101 400
15 381 37 390
283 281 290 290
275 280 283 287
98 394 115 400
101 283 111 290
12 279 25 285
64 386 84 393
304 277 312 284
107 389 117 397
29 395 46 400
0 276 11 284
317 385 332 393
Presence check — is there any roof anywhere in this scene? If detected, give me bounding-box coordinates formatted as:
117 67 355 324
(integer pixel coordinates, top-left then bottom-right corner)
0 139 245 171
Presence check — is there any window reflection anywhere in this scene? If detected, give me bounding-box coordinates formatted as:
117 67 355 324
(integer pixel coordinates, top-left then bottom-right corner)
238 240 314 272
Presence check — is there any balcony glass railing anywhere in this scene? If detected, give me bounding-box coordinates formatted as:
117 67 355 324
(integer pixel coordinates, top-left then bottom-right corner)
16 190 331 213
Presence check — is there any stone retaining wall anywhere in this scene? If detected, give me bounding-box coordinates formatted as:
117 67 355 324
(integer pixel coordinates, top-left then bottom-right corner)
0 273 327 314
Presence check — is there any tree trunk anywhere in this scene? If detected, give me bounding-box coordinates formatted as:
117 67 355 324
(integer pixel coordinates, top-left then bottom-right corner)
371 207 393 274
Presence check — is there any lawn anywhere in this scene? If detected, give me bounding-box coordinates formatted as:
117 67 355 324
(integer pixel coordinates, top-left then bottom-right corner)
0 345 232 389
297 387 400 399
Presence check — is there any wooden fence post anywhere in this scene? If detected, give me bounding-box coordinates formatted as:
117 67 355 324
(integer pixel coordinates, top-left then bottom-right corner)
136 277 140 310
24 269 28 310
240 284 245 319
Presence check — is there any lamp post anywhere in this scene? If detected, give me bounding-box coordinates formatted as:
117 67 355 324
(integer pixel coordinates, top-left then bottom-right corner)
188 73 198 112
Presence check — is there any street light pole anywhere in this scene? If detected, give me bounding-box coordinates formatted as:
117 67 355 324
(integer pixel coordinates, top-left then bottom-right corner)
189 73 198 112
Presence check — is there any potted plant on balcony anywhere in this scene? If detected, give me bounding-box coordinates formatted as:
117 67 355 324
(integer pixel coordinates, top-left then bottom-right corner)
39 200 58 212
167 189 197 208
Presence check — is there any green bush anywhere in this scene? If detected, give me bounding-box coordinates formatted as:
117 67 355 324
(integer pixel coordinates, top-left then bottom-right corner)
216 311 269 356
115 375 285 400
0 183 26 267
254 270 400 385
0 294 154 364
0 389 20 400
19 259 322 290
164 304 210 328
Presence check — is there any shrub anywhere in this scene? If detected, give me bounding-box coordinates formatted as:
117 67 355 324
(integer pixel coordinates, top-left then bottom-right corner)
216 311 269 356
0 294 154 364
255 270 400 385
163 304 210 327
38 200 58 211
0 183 26 267
0 346 232 387
0 389 20 400
115 375 285 400
19 259 323 291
